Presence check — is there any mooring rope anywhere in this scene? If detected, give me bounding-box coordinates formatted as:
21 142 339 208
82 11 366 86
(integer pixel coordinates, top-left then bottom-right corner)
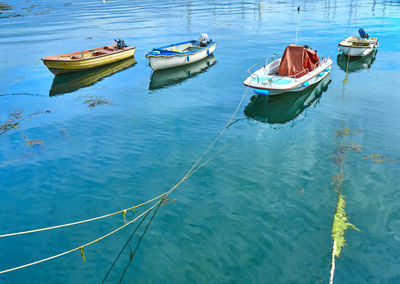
0 60 41 94
0 198 163 275
0 87 248 239
101 206 153 283
0 194 165 238
329 53 350 284
0 87 249 274
118 196 163 284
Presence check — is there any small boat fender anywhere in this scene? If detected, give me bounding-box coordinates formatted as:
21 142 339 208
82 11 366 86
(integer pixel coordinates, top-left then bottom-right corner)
187 55 190 62
324 68 330 72
302 81 310 87
318 72 325 77
253 89 269 96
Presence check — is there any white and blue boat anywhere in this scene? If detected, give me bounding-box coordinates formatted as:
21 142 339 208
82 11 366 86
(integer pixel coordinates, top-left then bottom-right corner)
244 45 333 96
145 34 216 71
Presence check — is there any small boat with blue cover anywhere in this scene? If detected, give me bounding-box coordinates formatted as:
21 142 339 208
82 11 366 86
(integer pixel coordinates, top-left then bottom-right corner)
145 34 216 71
243 45 333 96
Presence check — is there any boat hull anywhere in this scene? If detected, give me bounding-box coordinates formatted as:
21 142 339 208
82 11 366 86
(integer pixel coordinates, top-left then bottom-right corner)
244 75 331 124
339 45 375 57
338 36 378 57
243 58 333 96
149 55 216 90
147 43 216 71
50 57 136 96
42 46 135 75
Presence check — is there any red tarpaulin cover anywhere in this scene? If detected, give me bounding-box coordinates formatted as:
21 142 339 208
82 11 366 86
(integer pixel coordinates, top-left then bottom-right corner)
278 45 320 78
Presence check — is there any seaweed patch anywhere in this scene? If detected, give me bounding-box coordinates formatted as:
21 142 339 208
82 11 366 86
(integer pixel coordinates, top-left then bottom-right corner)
81 95 111 108
334 128 361 136
363 153 394 164
0 110 47 136
1 110 25 135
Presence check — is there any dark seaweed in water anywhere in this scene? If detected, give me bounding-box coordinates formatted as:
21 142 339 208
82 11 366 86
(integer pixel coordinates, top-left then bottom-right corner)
0 2 25 18
363 153 395 164
334 128 361 136
0 2 11 11
81 96 111 108
0 110 24 135
0 1 55 18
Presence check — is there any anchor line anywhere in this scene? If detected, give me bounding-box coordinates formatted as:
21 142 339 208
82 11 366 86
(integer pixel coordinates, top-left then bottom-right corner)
0 60 41 94
329 53 351 284
0 86 249 274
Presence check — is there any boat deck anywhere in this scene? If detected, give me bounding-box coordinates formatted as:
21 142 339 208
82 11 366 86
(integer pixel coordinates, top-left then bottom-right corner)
250 75 294 85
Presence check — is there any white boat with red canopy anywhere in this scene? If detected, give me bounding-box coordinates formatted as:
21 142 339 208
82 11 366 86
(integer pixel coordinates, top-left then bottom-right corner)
243 45 333 96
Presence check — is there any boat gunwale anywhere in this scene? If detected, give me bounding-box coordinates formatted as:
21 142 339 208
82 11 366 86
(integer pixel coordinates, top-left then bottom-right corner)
338 37 378 49
145 41 216 58
42 46 136 62
243 60 333 91
338 42 376 49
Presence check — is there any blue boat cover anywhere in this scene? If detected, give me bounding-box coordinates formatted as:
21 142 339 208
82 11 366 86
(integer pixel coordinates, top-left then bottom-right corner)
359 28 369 38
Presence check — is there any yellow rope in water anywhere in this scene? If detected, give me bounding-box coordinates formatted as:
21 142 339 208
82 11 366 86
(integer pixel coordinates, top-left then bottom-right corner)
0 87 249 274
0 87 249 239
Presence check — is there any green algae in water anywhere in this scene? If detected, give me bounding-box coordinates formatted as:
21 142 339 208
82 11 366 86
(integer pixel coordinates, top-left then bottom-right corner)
331 194 359 257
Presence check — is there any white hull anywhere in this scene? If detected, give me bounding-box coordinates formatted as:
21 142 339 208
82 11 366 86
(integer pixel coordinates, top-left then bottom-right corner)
339 46 375 57
338 36 378 57
148 44 216 71
244 57 333 96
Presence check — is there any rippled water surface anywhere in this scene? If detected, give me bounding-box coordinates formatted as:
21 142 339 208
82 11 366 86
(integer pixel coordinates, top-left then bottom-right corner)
1 0 400 283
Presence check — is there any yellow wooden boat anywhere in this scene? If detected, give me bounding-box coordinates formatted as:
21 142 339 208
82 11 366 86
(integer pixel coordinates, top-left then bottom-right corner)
50 57 136 96
42 40 135 75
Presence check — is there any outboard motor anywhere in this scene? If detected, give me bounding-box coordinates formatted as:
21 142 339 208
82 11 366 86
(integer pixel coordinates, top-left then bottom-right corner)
199 33 209 47
114 39 127 49
359 28 369 39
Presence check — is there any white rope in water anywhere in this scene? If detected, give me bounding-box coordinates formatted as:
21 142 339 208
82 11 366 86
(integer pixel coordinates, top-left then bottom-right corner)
0 199 162 274
330 241 337 284
329 53 351 284
0 194 166 238
0 86 250 274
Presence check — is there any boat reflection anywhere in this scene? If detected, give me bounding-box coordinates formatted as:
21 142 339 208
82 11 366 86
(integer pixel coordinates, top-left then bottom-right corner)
49 57 136 96
149 54 216 90
244 76 331 125
336 50 377 73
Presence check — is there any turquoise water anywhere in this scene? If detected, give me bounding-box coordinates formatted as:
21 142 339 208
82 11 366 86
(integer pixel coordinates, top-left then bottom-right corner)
1 0 400 283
